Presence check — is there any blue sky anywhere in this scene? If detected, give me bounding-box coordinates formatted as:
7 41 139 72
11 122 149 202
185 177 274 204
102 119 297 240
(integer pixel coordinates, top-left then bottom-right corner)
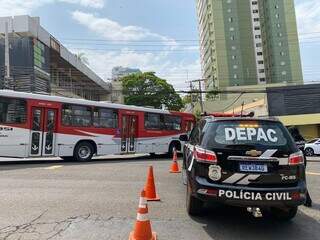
1 0 319 89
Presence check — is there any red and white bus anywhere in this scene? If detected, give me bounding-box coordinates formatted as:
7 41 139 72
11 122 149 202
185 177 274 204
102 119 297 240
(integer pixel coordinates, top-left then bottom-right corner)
0 90 195 161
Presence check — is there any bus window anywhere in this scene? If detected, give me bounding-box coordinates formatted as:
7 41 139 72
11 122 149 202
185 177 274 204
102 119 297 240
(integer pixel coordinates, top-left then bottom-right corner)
93 108 118 128
144 113 161 130
62 104 92 127
163 115 182 131
0 97 26 124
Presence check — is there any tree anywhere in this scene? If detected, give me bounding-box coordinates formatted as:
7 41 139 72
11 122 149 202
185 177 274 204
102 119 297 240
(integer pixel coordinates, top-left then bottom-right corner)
121 72 184 111
76 52 89 65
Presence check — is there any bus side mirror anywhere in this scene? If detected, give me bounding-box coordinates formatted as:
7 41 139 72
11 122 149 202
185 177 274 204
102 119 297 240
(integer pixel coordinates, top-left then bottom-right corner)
179 134 189 142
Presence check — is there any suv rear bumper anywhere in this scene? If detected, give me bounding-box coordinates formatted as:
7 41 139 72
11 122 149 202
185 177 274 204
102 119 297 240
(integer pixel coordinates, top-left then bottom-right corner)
193 176 307 208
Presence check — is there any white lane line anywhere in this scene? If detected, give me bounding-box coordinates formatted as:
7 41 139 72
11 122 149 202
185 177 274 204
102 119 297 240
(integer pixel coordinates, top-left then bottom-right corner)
43 165 63 170
307 171 320 176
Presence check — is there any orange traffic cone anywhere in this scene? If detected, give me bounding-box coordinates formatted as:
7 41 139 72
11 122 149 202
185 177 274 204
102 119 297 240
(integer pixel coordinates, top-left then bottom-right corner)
144 166 160 201
129 190 157 240
170 148 181 173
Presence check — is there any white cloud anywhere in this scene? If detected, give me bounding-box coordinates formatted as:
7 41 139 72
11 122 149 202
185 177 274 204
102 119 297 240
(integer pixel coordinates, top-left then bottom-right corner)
295 0 320 39
71 10 176 43
69 11 200 90
69 48 201 91
60 0 104 9
0 0 105 16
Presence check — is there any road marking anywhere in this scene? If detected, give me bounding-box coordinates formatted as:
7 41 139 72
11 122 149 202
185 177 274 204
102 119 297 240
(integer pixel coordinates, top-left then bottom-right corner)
43 165 63 170
307 171 320 176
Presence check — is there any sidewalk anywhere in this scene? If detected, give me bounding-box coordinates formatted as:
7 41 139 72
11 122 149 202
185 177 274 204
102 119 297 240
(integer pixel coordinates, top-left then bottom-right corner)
307 156 320 162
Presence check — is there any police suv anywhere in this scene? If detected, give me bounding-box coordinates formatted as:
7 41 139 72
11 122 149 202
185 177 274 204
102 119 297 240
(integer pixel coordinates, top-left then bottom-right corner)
180 116 307 220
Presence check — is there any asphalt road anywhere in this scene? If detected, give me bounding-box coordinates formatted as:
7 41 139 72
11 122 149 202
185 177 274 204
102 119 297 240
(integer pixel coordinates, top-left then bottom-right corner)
0 156 319 240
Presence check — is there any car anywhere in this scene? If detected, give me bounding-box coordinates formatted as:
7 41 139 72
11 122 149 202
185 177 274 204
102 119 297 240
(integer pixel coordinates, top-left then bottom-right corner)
304 138 320 156
179 116 307 220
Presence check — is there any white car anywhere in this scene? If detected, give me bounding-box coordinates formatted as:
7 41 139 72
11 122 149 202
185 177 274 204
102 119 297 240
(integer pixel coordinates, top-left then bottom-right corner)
304 138 320 156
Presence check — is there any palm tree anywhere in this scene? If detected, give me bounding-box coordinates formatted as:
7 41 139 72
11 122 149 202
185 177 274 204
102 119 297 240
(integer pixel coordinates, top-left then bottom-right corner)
76 52 89 65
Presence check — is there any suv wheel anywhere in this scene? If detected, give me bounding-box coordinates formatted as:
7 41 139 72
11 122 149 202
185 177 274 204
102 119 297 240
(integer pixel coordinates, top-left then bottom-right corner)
305 148 314 157
74 142 94 162
271 206 298 221
186 181 203 216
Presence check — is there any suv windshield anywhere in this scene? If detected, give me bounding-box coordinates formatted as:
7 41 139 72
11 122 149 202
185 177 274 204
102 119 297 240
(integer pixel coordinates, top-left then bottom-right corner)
202 120 297 152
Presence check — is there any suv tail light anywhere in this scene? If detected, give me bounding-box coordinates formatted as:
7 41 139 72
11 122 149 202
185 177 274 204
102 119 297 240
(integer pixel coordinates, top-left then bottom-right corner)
289 151 304 166
194 146 217 164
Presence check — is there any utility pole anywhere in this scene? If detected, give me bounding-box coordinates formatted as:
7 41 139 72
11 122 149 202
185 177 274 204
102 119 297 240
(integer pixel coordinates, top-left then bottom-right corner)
186 78 206 113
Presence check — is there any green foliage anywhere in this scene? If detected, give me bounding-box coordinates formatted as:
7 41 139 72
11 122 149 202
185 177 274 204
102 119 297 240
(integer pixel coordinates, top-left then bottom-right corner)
121 72 184 111
182 95 192 106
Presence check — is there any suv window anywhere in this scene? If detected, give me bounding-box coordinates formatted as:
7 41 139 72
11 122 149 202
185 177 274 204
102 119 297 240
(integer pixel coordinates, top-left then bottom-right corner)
202 120 297 152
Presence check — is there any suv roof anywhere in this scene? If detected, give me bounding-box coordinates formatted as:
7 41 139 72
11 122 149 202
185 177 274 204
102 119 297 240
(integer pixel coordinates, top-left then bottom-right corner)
203 116 280 123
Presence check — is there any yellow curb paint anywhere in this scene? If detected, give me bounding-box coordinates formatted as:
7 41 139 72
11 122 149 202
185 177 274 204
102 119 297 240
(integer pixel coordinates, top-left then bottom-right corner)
307 172 320 176
43 165 63 170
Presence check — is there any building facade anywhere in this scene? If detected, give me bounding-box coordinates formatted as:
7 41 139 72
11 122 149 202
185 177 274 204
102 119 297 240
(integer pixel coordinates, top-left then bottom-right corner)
196 0 303 90
0 15 111 101
267 84 320 139
110 66 141 104
111 66 141 80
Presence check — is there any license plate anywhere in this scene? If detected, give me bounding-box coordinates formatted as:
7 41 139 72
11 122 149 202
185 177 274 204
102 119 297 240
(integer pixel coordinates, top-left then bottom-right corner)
239 163 268 173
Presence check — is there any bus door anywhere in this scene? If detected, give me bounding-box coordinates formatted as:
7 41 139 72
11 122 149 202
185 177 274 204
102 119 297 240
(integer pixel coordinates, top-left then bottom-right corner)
30 108 57 157
121 115 138 153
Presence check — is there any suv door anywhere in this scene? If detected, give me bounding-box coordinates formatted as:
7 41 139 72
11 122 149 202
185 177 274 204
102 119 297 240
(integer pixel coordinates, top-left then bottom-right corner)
184 120 207 171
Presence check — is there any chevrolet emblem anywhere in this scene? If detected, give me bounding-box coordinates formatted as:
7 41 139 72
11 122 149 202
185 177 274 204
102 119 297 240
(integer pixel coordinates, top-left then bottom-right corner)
246 150 262 157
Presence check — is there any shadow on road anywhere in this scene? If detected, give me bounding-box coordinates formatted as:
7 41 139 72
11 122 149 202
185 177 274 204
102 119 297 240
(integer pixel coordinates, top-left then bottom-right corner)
191 205 320 240
0 154 173 171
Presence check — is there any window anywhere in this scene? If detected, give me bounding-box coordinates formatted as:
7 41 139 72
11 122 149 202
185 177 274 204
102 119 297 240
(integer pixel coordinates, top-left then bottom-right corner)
144 113 161 130
62 104 92 127
281 61 286 66
230 27 234 31
252 1 258 5
233 65 238 69
258 60 264 64
229 17 233 22
257 52 263 56
260 78 266 82
232 55 237 60
163 115 182 131
259 69 265 73
93 108 118 128
280 51 285 56
255 35 261 39
256 43 262 47
282 71 287 75
254 26 260 30
254 18 260 22
253 10 259 13
0 97 26 124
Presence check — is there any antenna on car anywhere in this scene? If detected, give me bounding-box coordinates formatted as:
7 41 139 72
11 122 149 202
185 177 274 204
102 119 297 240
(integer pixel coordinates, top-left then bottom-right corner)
240 102 245 117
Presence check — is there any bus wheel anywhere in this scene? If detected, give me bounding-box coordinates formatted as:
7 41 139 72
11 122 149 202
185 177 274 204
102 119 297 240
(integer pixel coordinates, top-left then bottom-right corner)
74 142 94 162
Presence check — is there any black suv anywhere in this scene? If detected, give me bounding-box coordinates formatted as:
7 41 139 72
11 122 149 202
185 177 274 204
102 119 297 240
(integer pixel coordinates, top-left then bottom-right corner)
180 117 307 220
